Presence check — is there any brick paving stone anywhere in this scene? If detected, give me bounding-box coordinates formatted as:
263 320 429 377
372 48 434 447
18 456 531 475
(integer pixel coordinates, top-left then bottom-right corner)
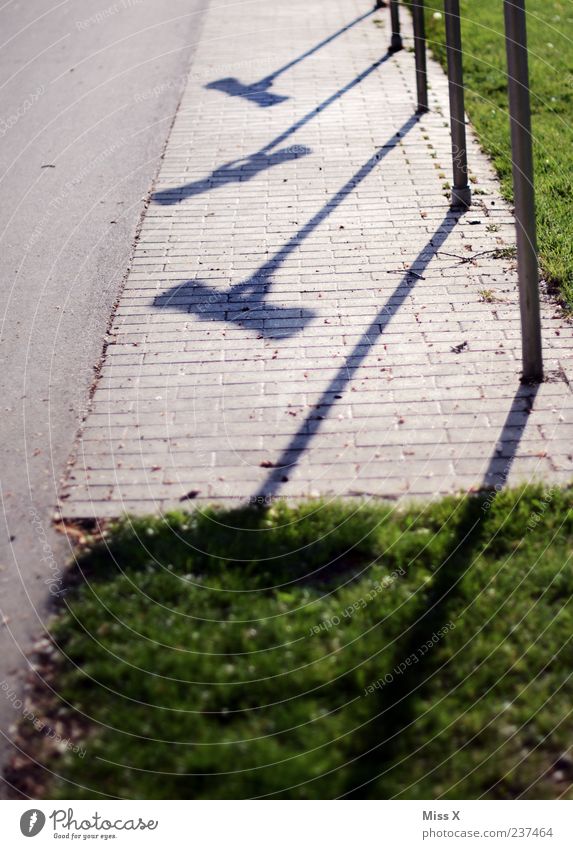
58 0 573 518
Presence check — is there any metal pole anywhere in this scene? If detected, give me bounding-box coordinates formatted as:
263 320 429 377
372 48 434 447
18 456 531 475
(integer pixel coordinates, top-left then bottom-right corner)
412 0 428 113
504 0 543 381
389 0 403 53
444 0 471 208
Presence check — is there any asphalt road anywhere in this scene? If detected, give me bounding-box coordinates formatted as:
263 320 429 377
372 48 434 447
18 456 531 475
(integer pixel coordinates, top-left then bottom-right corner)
0 0 208 794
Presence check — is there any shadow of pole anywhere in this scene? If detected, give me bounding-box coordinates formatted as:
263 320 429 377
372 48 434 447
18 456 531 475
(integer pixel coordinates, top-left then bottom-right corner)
340 384 541 799
204 8 377 107
153 112 420 341
153 54 391 206
253 208 462 493
152 147 313 204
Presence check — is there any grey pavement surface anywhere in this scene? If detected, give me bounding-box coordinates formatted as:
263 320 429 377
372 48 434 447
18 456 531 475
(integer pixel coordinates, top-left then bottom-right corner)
0 0 208 795
58 0 573 518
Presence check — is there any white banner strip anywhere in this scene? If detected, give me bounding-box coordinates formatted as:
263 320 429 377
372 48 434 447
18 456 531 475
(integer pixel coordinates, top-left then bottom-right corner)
2 800 573 847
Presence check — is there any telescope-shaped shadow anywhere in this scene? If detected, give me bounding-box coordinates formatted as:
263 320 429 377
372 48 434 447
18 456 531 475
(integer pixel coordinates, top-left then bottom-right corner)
205 8 376 108
205 78 289 108
153 112 420 341
153 278 315 341
153 146 311 206
153 54 390 206
253 209 461 497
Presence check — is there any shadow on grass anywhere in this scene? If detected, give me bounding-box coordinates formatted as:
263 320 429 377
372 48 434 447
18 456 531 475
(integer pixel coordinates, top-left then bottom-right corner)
340 384 540 798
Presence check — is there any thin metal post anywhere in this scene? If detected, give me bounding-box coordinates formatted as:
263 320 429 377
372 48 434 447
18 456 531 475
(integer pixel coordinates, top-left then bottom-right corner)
444 0 471 208
504 0 543 381
412 0 428 113
389 0 403 53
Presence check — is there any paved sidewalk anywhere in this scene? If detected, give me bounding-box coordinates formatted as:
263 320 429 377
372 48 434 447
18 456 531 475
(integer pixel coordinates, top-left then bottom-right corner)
59 0 573 518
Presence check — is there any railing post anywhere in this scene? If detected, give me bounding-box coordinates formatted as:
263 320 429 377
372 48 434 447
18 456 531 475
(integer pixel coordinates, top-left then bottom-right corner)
388 0 403 53
444 0 471 208
503 0 543 382
412 0 428 113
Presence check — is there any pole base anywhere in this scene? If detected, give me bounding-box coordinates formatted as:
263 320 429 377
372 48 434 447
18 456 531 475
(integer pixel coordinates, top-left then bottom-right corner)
389 34 403 53
450 185 472 210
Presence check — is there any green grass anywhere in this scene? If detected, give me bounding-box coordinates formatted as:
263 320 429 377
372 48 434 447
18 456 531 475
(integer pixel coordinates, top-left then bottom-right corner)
411 0 573 308
12 487 573 799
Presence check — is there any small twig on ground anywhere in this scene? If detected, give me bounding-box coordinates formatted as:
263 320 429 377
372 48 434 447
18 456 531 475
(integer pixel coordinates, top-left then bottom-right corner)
437 249 494 264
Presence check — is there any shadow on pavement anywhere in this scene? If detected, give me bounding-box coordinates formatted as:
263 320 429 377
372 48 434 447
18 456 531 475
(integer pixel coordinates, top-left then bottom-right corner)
153 54 390 205
153 112 420 340
205 77 289 108
254 208 462 493
205 8 376 108
153 146 311 205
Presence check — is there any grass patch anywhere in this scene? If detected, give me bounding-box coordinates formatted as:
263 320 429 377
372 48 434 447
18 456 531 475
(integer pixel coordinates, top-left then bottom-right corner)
8 487 573 799
410 0 573 308
478 288 497 304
